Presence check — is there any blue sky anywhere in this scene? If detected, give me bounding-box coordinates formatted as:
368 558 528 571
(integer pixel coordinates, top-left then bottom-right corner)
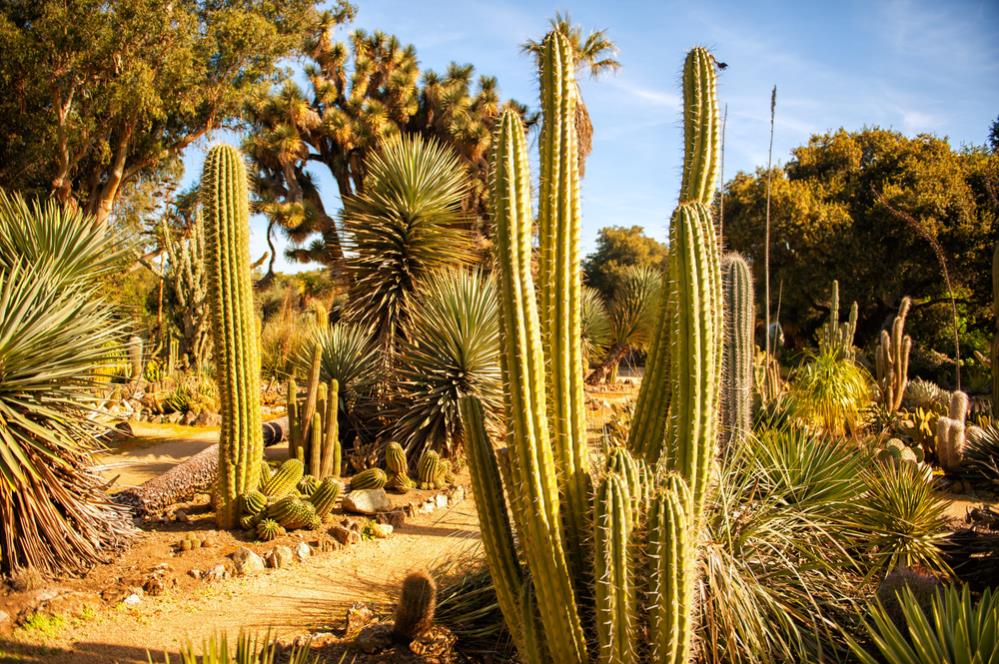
180 0 999 273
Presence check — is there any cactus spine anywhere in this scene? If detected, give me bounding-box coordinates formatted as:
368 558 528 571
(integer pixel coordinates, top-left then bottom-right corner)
721 253 754 444
875 297 912 414
594 473 637 664
679 47 720 205
202 144 263 529
537 30 590 573
647 476 694 664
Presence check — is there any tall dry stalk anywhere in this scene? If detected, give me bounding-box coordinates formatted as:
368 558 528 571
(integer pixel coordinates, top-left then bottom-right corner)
763 86 777 393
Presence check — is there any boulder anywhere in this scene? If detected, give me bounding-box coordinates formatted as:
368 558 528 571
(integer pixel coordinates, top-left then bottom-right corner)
266 546 294 569
331 525 360 546
294 542 312 562
204 564 228 583
341 489 390 515
232 547 266 575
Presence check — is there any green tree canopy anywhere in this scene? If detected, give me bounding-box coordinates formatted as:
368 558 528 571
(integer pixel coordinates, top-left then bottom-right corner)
0 0 352 223
723 127 998 385
583 225 668 301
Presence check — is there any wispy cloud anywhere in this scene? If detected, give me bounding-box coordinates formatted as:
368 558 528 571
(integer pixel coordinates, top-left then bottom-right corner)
606 78 681 110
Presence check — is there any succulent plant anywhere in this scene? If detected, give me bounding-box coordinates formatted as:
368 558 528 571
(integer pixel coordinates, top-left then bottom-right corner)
417 450 440 489
297 475 319 497
240 490 267 517
392 571 437 643
937 391 969 474
261 458 304 498
309 478 342 518
350 467 387 491
256 519 284 542
876 298 912 415
721 253 755 445
385 442 408 475
386 472 414 494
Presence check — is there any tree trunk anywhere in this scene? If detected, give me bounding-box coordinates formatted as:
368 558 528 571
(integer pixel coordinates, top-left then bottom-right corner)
115 417 288 514
586 344 629 385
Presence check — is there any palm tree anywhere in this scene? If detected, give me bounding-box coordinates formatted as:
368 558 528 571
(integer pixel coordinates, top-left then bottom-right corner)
522 11 621 175
341 134 473 355
586 265 663 384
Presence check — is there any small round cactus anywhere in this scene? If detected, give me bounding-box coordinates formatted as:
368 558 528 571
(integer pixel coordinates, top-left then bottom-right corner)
297 475 320 497
256 518 284 542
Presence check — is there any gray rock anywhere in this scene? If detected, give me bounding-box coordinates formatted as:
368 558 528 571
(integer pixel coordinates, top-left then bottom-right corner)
435 493 449 509
330 525 360 545
341 488 390 515
204 564 228 583
122 593 142 606
294 542 312 562
188 568 203 579
232 547 266 575
266 545 294 569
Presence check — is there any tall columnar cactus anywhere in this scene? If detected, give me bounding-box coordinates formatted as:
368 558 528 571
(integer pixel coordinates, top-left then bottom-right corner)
127 335 144 382
593 473 637 663
992 243 998 412
721 253 755 444
628 46 719 465
818 280 858 360
537 30 590 570
876 297 912 414
202 144 263 529
460 43 723 664
937 390 969 474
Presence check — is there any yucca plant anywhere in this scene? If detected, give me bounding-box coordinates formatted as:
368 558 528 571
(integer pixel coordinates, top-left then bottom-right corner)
0 260 135 577
849 585 998 664
859 460 952 575
393 268 500 458
342 133 474 354
149 629 318 663
291 323 381 443
581 285 612 368
700 426 871 662
789 346 872 436
966 422 999 488
586 264 663 384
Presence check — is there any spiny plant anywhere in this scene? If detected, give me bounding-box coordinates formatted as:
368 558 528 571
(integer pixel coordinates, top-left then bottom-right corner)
162 212 211 372
392 571 438 643
875 297 912 415
789 345 871 437
458 37 723 663
721 253 755 444
201 144 264 530
286 374 341 479
393 268 500 458
149 629 318 664
817 280 858 361
936 390 969 474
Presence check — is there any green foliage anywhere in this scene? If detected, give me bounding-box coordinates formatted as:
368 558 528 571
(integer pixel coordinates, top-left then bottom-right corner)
0 198 135 577
0 0 343 223
201 144 263 529
581 286 612 365
849 585 998 664
162 212 211 372
723 129 999 373
966 423 999 488
859 461 951 575
149 629 318 664
583 225 668 301
789 347 872 437
393 269 500 458
342 134 473 352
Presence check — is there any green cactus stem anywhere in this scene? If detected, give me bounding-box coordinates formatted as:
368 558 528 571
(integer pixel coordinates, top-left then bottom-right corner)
647 475 694 664
287 377 300 461
309 477 342 518
320 379 341 479
261 458 303 498
202 144 263 529
593 473 637 664
679 47 720 205
875 297 912 415
350 467 387 491
721 253 755 444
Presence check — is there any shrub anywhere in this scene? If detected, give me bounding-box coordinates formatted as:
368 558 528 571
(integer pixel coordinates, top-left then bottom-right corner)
789 347 872 436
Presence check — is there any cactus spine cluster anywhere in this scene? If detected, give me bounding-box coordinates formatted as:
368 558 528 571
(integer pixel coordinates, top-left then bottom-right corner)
287 375 341 479
460 40 723 664
721 253 755 445
202 144 263 529
876 297 912 414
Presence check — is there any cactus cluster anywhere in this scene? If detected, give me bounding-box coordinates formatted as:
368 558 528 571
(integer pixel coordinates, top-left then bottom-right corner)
459 38 723 664
721 253 755 445
287 371 341 480
876 298 912 415
937 391 969 474
876 438 932 481
384 442 413 494
240 458 341 535
162 211 211 372
817 280 858 361
202 144 264 529
416 449 447 489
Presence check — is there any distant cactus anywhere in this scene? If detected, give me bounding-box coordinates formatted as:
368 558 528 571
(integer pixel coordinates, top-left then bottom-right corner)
392 571 437 643
876 298 912 415
127 335 144 382
256 518 284 541
162 212 211 372
350 467 387 491
288 375 340 480
385 442 408 474
937 391 969 474
202 144 264 529
721 253 755 444
818 280 857 361
417 450 440 490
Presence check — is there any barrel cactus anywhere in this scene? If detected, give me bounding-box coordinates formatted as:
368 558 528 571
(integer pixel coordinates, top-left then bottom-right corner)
261 458 304 498
309 477 342 518
350 467 387 491
201 144 264 529
256 518 284 542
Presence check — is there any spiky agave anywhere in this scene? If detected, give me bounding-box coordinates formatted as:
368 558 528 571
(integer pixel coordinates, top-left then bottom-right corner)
341 134 474 354
0 261 135 577
393 268 500 458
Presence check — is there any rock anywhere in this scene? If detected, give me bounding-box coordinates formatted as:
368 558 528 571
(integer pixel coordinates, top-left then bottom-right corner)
232 547 266 575
434 493 449 509
38 591 101 619
188 568 203 580
419 499 435 513
331 525 360 545
0 610 11 633
182 410 198 426
266 546 294 569
345 602 374 635
448 486 465 505
354 624 392 653
371 523 393 539
174 509 190 523
122 593 142 606
375 510 406 528
143 575 168 596
204 564 228 583
341 489 390 515
294 542 312 562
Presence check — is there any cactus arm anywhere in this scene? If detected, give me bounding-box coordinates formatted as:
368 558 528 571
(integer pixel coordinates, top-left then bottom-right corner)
992 243 998 410
536 30 591 571
626 283 672 464
647 476 694 664
679 47 720 205
202 144 263 529
300 343 322 444
320 379 340 479
287 377 300 461
721 253 755 444
309 412 322 478
594 473 637 664
491 108 588 663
